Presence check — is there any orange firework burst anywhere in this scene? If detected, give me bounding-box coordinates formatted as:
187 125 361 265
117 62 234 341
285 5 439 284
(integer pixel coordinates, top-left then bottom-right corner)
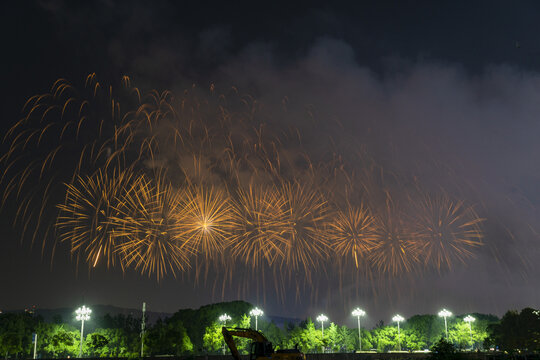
411 193 484 270
274 181 330 282
327 205 377 269
112 175 192 280
56 168 135 268
229 184 286 269
176 185 232 263
369 197 420 276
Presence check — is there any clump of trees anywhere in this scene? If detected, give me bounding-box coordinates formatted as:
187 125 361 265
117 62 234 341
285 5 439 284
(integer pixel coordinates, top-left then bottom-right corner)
2 302 538 358
485 307 540 353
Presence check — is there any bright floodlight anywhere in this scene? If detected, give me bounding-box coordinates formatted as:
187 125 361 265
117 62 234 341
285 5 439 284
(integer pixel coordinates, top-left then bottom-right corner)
249 307 263 330
392 314 404 351
438 309 452 318
76 306 91 357
352 308 366 351
249 307 263 317
438 309 452 340
316 314 328 323
219 313 232 324
76 305 91 321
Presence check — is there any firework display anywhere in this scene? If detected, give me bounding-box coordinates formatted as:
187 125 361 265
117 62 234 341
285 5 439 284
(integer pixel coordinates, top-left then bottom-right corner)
1 74 485 291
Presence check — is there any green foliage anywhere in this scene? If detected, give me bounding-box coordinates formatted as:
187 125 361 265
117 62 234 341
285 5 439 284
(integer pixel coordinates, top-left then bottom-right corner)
203 313 252 354
338 325 359 351
146 317 192 356
173 300 252 353
0 303 507 357
372 326 399 352
202 322 223 353
42 324 80 357
405 314 445 347
430 338 462 360
487 308 540 353
0 312 39 358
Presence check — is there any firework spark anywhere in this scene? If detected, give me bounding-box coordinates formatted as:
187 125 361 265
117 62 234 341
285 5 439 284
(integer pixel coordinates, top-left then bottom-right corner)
412 193 484 271
229 184 286 269
327 205 377 269
369 196 421 276
111 174 192 280
274 181 330 282
56 168 134 268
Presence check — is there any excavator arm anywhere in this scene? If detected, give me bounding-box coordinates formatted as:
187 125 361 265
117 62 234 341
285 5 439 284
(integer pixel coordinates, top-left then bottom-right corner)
222 327 269 360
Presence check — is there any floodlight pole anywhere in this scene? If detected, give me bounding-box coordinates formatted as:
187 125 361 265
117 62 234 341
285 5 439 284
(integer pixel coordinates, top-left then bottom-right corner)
392 315 404 352
141 302 146 358
464 315 475 350
219 314 232 354
316 314 328 353
76 306 91 358
438 309 452 341
352 308 365 351
33 333 37 359
80 319 85 357
249 308 263 331
357 316 361 350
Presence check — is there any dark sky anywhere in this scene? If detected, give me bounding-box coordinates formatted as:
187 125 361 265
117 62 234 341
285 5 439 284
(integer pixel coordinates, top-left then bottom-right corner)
2 0 540 328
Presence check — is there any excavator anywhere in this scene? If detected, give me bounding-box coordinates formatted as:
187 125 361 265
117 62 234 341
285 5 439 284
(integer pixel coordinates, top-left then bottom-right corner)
222 327 305 360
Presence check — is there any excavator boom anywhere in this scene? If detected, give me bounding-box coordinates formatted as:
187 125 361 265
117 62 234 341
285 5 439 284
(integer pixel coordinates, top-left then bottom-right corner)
222 327 269 360
222 327 304 360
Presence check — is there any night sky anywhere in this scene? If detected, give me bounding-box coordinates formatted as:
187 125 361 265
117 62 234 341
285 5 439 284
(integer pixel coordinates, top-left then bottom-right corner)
2 0 540 328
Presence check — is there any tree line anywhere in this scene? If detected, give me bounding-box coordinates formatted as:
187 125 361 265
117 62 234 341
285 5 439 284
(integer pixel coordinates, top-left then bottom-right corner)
1 301 538 358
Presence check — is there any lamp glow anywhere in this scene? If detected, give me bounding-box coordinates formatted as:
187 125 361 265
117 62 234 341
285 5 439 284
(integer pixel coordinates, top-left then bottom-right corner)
219 313 232 325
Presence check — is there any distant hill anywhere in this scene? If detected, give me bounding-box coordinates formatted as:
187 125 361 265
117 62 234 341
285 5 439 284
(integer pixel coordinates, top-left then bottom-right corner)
5 301 303 354
8 302 301 329
10 304 170 327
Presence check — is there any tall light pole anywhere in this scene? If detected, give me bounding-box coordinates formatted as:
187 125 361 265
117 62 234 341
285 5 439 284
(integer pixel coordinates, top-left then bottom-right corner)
352 308 365 351
76 306 91 358
392 315 404 351
219 314 232 354
463 315 475 349
438 309 452 341
250 307 263 331
141 302 146 358
316 314 328 353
